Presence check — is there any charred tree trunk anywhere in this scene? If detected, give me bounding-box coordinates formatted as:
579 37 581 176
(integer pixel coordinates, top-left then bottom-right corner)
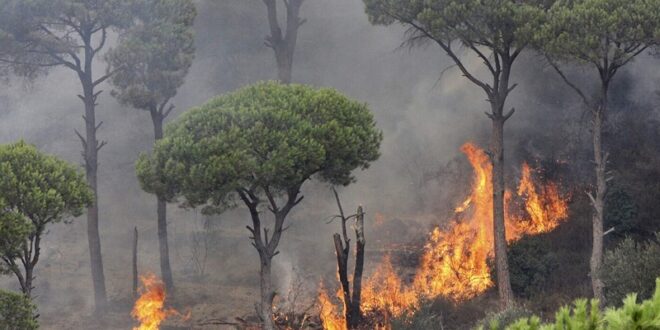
263 0 305 84
132 227 139 299
331 189 366 329
589 83 609 303
76 33 108 311
349 206 365 328
151 108 174 292
333 234 352 325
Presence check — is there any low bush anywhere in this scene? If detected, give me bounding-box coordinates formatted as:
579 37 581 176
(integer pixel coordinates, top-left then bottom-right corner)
0 289 38 329
490 234 558 299
601 234 660 304
473 306 533 330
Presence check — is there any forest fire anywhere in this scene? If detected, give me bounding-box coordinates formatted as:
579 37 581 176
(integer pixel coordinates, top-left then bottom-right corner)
319 142 570 328
132 273 188 330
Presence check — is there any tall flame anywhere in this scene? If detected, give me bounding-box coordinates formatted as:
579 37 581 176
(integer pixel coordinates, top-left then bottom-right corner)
319 142 570 329
132 273 186 330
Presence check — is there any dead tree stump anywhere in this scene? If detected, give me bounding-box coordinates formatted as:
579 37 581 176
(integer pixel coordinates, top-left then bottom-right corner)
331 188 366 329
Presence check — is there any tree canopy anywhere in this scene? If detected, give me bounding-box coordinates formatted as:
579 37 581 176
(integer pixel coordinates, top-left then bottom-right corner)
136 81 382 213
539 0 659 68
536 0 660 103
0 141 92 295
107 0 196 114
0 0 133 77
363 0 546 100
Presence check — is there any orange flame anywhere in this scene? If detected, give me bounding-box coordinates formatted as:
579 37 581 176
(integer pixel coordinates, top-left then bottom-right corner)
132 273 188 330
361 256 418 317
320 142 570 329
414 143 569 301
318 282 348 330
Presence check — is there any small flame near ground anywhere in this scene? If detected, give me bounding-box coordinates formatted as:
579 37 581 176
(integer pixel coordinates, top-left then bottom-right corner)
132 273 189 330
319 142 570 328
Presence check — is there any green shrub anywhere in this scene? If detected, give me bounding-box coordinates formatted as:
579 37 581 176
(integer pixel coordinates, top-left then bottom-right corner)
0 289 38 329
490 235 558 299
604 188 638 234
601 234 660 304
481 278 660 330
473 306 533 330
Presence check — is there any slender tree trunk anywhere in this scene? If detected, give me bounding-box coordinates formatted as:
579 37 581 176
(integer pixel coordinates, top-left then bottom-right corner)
240 188 299 330
23 265 33 298
80 66 107 311
151 110 174 292
491 111 514 309
133 227 139 299
350 205 365 328
243 202 276 330
263 0 304 84
259 252 275 330
333 234 352 325
590 85 608 303
275 50 293 84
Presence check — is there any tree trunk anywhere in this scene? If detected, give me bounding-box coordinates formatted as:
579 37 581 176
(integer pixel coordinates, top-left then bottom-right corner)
81 69 107 311
350 205 365 328
240 188 300 330
275 50 293 84
157 197 173 291
331 192 365 329
333 233 352 326
491 114 514 309
590 88 607 303
132 226 139 299
259 253 275 330
151 110 174 292
23 265 33 298
263 0 304 84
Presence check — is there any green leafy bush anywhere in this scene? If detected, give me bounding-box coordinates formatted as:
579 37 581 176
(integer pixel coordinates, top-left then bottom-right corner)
474 306 533 330
601 235 660 304
480 278 660 330
0 289 38 329
489 235 558 299
507 235 558 299
604 188 638 234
